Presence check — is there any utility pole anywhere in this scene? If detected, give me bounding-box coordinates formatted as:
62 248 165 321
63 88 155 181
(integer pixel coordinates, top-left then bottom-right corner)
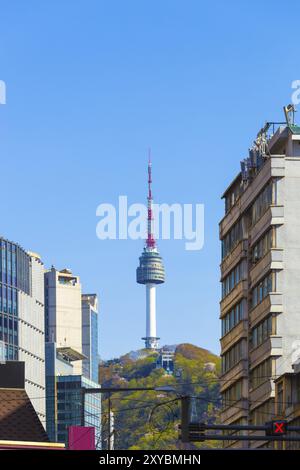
107 392 113 451
180 396 190 443
109 408 114 450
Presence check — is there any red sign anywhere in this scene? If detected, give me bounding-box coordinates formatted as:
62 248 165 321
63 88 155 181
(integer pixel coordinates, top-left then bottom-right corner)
272 420 287 435
68 426 95 450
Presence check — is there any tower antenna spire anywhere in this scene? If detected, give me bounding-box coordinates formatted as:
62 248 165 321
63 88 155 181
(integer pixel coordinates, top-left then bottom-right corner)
147 148 155 249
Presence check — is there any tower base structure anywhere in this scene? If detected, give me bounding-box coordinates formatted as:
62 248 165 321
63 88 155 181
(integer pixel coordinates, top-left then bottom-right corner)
142 336 160 350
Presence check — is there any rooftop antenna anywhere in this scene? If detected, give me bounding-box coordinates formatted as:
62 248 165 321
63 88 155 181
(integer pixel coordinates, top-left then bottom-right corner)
147 148 156 249
284 104 296 125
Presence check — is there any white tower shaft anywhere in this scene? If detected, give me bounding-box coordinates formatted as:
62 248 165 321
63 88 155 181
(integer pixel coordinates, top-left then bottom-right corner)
146 284 156 337
145 284 159 349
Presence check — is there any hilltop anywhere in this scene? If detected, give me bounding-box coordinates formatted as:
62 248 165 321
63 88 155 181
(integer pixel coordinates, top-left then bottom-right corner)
100 343 221 450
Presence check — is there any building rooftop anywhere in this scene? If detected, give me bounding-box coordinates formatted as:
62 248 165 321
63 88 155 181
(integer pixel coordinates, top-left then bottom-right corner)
222 107 300 203
0 388 49 442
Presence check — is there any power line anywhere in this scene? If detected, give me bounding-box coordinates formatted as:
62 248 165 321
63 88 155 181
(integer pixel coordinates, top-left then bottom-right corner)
0 371 290 403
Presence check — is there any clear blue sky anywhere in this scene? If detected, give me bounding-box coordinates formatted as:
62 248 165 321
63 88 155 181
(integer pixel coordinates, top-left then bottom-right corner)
0 0 298 359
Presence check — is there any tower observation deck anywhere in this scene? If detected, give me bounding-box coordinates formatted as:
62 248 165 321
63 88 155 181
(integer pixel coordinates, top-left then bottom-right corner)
136 155 165 349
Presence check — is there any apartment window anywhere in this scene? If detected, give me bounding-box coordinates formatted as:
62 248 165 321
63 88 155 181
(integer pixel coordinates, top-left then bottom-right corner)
277 381 284 416
222 380 242 409
286 417 300 450
252 400 274 425
221 341 244 374
251 272 275 308
252 229 274 264
225 182 242 214
251 180 275 226
295 375 300 404
222 219 243 259
222 262 243 299
250 358 272 389
250 315 274 349
221 299 245 336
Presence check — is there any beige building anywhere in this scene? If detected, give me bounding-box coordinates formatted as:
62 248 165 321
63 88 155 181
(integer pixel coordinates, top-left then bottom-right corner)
219 106 300 448
45 267 83 375
273 361 300 450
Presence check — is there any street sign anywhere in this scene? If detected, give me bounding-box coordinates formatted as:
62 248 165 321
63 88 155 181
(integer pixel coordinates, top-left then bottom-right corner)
266 420 287 436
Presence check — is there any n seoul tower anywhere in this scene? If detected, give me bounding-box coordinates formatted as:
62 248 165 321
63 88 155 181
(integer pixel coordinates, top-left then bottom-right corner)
136 153 165 349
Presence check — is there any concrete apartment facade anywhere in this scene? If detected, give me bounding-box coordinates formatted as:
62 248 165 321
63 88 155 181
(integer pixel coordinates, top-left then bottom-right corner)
45 267 83 375
219 114 300 448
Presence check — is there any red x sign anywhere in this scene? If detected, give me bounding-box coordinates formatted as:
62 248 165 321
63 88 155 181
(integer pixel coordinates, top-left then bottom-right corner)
272 420 287 435
274 422 284 434
266 420 288 436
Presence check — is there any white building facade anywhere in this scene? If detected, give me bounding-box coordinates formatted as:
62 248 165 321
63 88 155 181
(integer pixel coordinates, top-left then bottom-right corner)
82 293 100 383
45 267 83 374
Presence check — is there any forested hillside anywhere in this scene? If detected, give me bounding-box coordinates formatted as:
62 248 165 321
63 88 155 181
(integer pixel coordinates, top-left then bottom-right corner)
100 344 221 450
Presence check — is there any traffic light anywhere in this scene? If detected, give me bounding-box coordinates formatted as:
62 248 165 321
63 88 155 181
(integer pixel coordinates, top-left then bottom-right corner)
266 420 287 436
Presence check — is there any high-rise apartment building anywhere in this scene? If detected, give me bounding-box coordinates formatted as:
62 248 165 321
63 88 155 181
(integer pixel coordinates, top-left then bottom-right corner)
82 294 100 382
0 238 45 423
219 107 300 448
45 267 101 448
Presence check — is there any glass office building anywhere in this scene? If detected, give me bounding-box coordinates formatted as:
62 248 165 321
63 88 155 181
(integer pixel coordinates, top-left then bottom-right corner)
0 237 46 423
56 375 101 449
0 238 30 360
45 342 101 448
45 343 101 450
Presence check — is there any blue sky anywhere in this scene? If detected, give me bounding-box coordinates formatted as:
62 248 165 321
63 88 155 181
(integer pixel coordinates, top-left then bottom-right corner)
0 0 299 359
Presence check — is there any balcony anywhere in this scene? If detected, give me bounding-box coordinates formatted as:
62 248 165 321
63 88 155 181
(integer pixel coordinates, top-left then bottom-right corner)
220 156 285 239
250 205 284 245
250 248 283 286
220 280 248 315
249 379 274 405
221 240 248 279
284 402 300 421
221 320 248 353
220 359 248 393
249 293 283 326
250 336 283 369
221 398 249 424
